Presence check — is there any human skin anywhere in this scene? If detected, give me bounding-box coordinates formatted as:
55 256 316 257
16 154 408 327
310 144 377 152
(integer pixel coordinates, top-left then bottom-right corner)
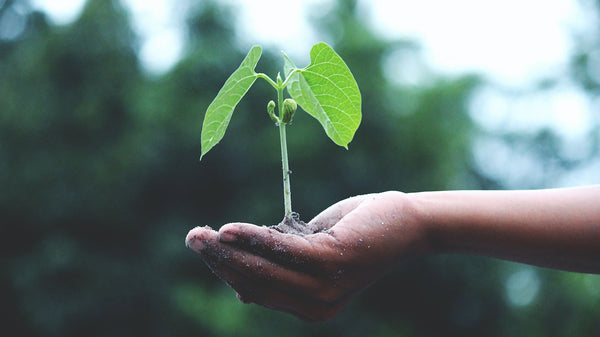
185 185 600 321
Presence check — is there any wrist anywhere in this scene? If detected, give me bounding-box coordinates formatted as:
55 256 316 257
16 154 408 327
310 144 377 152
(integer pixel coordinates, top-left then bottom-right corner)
404 191 446 255
379 191 436 257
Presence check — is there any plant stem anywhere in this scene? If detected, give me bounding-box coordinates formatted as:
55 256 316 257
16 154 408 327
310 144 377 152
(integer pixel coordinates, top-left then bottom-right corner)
277 85 293 220
279 122 292 220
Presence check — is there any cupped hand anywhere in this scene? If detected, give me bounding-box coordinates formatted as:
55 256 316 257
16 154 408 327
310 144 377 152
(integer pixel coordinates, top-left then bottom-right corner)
185 191 429 321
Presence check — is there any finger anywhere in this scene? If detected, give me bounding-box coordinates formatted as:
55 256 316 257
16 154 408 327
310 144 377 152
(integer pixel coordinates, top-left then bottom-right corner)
207 245 324 292
185 226 218 253
201 255 336 321
188 224 339 291
189 226 334 294
197 241 349 322
217 223 338 268
235 281 350 322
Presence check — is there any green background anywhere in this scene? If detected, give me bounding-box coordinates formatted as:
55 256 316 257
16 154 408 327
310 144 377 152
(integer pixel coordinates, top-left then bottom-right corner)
2 0 599 336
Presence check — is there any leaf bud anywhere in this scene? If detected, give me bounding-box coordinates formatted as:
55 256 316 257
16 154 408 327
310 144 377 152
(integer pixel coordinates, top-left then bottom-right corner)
281 98 297 123
267 100 278 123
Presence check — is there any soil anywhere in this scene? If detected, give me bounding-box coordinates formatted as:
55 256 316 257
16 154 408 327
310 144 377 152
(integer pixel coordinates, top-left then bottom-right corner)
270 212 321 236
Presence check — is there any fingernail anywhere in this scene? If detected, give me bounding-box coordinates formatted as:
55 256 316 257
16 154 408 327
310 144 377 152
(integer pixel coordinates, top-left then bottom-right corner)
185 227 205 251
219 231 237 243
185 235 195 248
186 236 205 251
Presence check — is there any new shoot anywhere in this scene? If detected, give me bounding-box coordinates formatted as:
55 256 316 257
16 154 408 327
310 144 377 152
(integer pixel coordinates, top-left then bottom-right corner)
199 42 362 225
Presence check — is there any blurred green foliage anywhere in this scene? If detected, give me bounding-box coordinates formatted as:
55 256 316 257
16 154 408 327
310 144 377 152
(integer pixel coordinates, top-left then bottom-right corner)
1 0 599 336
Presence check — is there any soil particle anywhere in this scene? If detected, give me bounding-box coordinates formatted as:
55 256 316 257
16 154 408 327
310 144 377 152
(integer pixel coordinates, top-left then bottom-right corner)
270 212 321 236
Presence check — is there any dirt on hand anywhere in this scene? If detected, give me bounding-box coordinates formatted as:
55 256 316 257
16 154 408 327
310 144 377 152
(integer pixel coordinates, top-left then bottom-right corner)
270 212 321 236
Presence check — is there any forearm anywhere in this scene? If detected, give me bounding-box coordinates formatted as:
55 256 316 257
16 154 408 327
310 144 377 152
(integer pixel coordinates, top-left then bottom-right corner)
410 186 600 273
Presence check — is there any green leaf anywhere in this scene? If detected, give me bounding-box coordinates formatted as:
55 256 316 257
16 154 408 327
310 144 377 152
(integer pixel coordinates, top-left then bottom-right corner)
284 42 361 148
200 46 262 160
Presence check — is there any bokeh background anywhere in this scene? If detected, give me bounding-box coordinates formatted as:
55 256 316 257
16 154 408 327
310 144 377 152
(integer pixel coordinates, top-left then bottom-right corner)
2 0 600 336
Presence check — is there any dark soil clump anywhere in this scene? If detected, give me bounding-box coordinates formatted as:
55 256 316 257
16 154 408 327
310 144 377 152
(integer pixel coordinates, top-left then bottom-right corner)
271 212 320 236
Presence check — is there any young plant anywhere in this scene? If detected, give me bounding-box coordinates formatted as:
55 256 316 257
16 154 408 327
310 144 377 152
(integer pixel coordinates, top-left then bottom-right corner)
200 42 361 226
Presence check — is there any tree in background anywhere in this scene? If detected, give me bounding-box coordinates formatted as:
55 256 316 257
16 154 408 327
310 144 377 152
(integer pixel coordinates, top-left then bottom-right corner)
1 0 598 336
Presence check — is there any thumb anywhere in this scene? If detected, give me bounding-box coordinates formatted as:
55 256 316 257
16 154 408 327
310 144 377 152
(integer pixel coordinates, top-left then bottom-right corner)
308 194 371 231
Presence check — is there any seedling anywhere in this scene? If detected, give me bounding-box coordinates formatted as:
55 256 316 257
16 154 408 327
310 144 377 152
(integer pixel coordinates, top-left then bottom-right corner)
200 42 362 227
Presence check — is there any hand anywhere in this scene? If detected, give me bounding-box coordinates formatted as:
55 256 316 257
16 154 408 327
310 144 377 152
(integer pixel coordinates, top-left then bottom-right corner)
185 191 429 321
